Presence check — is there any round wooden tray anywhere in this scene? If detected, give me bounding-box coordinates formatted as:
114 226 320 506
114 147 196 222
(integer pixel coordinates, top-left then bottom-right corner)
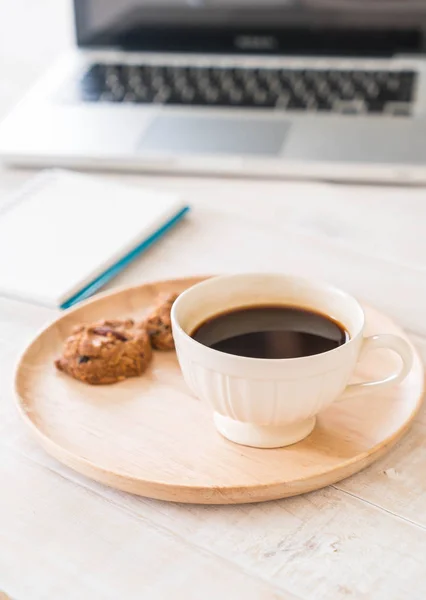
15 277 424 504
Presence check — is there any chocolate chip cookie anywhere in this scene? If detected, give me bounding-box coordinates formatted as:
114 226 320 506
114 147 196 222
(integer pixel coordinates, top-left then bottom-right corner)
143 293 178 351
55 319 152 385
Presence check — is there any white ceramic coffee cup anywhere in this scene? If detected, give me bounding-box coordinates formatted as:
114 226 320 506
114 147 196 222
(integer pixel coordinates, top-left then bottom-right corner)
171 274 413 449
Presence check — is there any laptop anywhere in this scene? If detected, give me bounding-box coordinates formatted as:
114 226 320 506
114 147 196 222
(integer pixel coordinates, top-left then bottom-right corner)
1 1 426 183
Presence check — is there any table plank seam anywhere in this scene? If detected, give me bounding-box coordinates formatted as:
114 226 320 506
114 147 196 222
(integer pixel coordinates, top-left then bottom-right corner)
331 485 426 532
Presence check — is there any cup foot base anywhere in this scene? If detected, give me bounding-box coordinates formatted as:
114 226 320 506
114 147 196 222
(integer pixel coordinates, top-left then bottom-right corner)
214 414 316 448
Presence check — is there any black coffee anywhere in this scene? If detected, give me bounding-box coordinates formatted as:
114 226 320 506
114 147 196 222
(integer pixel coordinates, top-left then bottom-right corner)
191 306 349 359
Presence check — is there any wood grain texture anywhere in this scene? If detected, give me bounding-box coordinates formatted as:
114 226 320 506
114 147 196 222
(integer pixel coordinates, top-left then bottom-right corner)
15 277 424 504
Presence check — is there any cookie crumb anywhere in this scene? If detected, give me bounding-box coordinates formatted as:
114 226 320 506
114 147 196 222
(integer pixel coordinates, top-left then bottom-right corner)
383 468 399 479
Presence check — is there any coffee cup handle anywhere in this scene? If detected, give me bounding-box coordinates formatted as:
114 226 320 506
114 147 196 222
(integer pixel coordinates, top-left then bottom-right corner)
338 334 413 401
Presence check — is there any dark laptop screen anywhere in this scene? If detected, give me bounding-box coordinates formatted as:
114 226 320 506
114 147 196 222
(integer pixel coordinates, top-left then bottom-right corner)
74 1 426 56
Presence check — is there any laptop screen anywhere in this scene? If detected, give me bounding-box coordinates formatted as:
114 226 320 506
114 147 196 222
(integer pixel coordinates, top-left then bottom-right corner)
74 1 426 55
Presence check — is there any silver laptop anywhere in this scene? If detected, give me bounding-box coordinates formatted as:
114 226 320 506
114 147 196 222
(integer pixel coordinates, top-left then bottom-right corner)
1 0 426 183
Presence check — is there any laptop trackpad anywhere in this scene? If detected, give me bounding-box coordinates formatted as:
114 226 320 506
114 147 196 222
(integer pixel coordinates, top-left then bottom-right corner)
138 115 290 156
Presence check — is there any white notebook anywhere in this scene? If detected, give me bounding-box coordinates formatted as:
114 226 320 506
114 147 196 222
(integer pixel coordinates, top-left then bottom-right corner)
0 170 189 308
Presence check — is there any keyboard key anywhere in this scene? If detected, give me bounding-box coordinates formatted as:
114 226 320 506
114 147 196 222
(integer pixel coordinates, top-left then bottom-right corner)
317 99 333 112
228 88 245 104
385 102 412 116
366 101 386 113
81 90 101 102
180 88 196 103
333 100 366 114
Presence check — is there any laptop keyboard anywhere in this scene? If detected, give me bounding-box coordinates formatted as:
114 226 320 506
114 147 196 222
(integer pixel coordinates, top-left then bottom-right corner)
80 63 417 115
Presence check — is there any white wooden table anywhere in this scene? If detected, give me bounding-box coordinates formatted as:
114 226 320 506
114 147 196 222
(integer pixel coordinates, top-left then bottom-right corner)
1 2 426 599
